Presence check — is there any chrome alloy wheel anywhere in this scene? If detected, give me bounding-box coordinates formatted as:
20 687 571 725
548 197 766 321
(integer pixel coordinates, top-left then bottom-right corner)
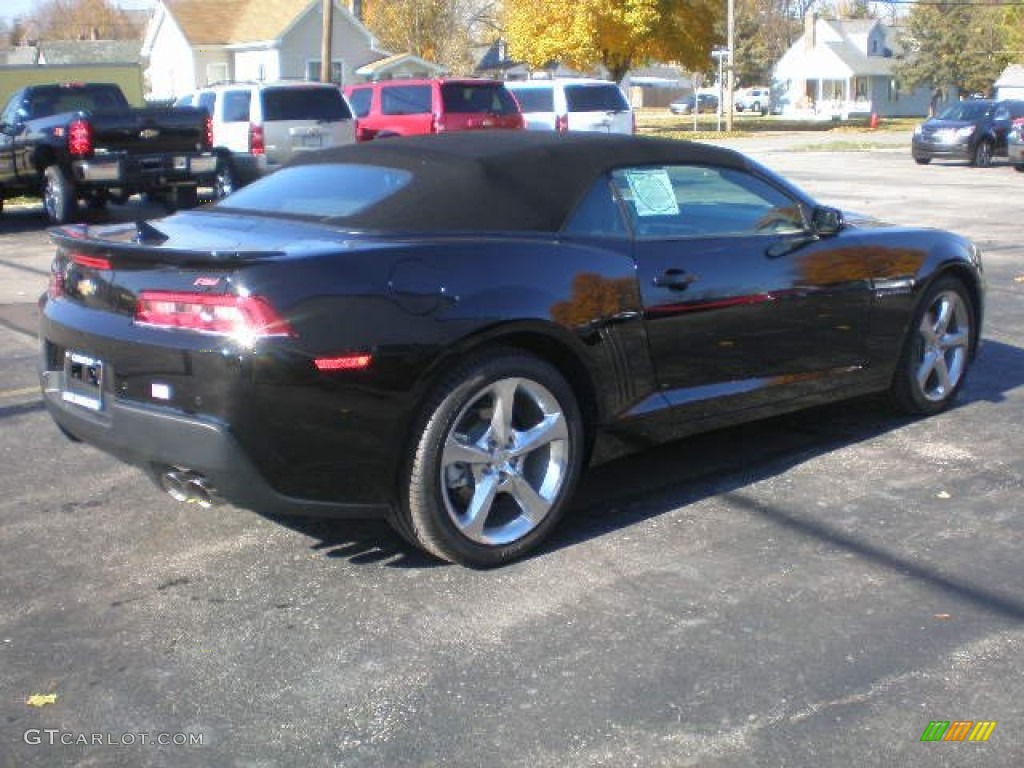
439 377 570 546
915 289 970 403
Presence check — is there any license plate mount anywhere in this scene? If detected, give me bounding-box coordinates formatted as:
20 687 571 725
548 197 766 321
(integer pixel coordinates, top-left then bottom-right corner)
62 351 104 412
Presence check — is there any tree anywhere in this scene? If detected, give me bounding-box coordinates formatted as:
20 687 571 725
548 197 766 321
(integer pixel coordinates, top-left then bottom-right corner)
732 0 803 88
503 0 720 84
28 0 142 40
896 1 1010 98
363 0 497 74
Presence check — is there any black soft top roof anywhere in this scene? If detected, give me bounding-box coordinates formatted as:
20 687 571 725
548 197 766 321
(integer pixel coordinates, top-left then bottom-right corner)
288 131 756 233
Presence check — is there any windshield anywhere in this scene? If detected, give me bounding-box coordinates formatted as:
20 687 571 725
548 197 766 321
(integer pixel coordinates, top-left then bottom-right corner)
936 102 993 121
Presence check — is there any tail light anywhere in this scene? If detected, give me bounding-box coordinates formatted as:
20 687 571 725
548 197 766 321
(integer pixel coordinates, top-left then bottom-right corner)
555 113 568 133
48 264 66 299
134 291 293 340
203 114 214 149
249 123 265 155
68 118 92 156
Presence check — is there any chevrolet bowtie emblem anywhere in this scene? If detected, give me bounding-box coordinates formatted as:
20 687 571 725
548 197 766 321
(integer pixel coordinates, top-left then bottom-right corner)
78 278 97 297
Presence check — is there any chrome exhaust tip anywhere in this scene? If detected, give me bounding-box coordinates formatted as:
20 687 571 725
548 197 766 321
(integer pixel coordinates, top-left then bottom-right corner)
159 469 221 509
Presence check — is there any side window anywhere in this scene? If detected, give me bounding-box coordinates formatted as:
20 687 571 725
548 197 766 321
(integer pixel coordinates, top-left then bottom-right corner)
381 85 431 115
174 94 194 108
197 92 216 116
222 90 251 123
612 165 806 239
563 176 627 237
348 88 372 118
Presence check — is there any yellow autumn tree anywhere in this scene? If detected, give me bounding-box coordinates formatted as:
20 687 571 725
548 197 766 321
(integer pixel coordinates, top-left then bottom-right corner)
503 0 720 83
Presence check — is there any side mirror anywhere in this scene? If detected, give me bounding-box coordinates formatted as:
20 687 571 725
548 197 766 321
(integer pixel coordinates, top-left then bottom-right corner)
811 205 844 237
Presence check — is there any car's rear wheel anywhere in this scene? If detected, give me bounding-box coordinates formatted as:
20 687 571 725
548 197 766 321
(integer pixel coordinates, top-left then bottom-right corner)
971 140 993 168
43 165 77 224
398 350 584 567
890 277 974 415
214 158 238 199
914 157 931 165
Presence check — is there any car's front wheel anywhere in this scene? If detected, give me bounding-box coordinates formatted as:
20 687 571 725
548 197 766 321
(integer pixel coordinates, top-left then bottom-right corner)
971 139 993 168
398 350 584 567
890 277 975 415
914 157 931 165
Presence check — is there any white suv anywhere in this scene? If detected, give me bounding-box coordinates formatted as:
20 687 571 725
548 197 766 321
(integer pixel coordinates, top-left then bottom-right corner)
734 87 771 115
504 78 634 135
174 81 356 197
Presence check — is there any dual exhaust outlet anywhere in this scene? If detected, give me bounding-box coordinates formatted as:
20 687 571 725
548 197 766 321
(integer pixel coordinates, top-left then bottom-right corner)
159 469 220 509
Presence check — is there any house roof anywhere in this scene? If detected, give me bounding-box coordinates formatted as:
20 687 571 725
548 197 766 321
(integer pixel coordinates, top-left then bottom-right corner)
38 40 142 65
355 52 444 78
996 64 1024 88
164 0 316 46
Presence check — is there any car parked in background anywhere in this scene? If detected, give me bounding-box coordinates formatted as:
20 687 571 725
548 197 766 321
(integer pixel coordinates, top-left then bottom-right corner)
343 78 523 141
734 87 771 115
669 93 719 115
503 78 634 134
1007 117 1024 172
174 81 355 197
911 99 1024 167
39 131 983 567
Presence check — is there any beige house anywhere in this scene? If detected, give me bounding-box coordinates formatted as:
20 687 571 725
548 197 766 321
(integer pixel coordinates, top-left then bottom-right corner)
141 0 389 100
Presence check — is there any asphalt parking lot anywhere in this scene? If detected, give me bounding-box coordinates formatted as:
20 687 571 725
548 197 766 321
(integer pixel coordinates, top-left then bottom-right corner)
1 136 1022 767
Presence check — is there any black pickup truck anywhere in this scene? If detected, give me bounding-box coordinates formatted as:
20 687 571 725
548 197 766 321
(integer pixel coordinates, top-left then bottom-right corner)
0 82 217 223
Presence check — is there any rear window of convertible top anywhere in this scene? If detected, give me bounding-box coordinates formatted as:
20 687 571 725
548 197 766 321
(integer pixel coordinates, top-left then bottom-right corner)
216 163 412 219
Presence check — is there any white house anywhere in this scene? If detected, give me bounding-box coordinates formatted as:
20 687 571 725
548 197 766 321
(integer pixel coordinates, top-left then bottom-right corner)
995 65 1024 100
773 13 932 118
141 0 390 100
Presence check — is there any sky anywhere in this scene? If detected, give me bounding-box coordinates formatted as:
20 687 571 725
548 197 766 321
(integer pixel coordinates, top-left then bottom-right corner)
1 0 155 23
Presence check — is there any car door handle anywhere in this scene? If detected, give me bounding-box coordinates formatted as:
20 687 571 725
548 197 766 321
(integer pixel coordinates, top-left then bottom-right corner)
653 269 698 290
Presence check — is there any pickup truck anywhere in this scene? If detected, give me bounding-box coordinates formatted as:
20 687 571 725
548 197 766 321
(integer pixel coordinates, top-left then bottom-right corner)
0 82 217 223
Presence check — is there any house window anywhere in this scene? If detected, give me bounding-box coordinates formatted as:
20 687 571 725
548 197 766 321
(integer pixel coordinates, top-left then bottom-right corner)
306 59 343 85
888 79 900 103
854 77 868 102
206 62 229 85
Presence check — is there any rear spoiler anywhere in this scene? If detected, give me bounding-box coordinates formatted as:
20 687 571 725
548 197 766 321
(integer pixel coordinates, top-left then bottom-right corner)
49 222 284 267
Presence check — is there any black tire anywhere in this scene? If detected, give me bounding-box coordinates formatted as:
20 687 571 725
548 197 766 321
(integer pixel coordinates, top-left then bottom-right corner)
751 101 761 114
1014 164 1024 173
971 140 993 168
397 349 585 567
43 165 77 224
214 157 238 199
890 276 975 415
914 157 931 165
86 190 108 210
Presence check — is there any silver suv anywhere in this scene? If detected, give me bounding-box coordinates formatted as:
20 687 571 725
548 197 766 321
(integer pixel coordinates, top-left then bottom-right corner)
174 81 355 197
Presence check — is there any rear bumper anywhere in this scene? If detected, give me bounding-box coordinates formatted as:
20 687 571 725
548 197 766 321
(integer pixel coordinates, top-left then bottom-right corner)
72 152 218 190
39 367 390 520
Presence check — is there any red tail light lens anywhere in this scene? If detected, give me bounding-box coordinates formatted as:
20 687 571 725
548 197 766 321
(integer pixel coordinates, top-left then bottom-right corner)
134 291 293 339
204 114 214 149
48 265 66 299
314 354 372 371
68 119 92 156
555 113 568 133
71 252 112 270
249 123 265 155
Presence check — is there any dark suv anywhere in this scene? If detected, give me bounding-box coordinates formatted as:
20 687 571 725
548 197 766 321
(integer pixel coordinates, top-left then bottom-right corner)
344 78 523 141
912 99 1024 167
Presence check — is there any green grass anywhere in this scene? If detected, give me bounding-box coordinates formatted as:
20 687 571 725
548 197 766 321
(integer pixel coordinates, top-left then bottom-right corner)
635 108 918 140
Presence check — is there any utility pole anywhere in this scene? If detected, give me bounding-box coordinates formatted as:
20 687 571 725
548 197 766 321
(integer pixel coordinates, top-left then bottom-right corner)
320 0 333 83
726 0 734 131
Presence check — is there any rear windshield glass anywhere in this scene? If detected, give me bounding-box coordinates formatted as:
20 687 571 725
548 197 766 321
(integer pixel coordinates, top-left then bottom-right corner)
441 83 519 115
217 164 412 218
564 85 628 113
510 87 554 113
27 84 127 116
261 87 352 121
936 102 993 121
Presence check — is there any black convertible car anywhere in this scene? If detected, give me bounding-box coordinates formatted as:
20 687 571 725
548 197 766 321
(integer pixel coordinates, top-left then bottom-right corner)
39 131 984 566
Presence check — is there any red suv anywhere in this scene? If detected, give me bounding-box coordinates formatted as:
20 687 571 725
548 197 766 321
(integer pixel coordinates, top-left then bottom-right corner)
344 78 523 141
